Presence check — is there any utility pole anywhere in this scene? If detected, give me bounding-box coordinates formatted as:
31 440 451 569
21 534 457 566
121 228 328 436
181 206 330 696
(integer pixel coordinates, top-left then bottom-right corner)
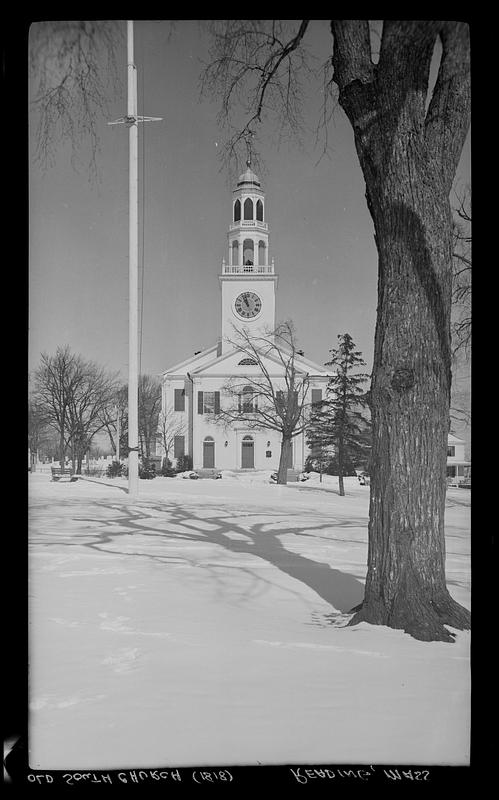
108 20 162 499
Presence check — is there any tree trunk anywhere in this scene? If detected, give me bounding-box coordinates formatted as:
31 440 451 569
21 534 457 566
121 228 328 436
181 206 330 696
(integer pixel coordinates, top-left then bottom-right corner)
350 183 471 640
350 137 470 641
59 430 65 468
331 20 471 641
337 440 345 497
277 436 291 484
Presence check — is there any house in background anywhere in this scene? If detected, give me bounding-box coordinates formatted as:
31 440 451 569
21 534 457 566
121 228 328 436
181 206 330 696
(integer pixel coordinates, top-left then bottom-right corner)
447 433 471 485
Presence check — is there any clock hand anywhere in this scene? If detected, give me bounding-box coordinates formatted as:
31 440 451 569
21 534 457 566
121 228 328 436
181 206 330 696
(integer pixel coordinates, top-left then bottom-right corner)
244 296 250 307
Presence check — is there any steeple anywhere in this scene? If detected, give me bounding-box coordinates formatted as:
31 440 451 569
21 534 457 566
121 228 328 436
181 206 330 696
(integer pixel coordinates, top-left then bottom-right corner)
222 160 274 275
219 162 278 353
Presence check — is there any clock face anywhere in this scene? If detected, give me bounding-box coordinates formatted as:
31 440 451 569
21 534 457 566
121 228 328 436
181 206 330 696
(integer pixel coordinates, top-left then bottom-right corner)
234 291 262 319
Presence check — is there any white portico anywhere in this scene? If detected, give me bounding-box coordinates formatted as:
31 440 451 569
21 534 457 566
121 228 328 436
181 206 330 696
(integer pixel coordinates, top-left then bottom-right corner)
160 164 329 472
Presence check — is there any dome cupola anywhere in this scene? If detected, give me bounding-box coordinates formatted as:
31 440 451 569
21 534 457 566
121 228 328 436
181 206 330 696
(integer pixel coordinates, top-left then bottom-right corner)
237 161 261 188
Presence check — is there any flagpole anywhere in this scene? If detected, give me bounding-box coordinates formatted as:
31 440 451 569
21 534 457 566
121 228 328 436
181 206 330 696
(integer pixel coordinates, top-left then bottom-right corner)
108 21 162 500
127 19 139 500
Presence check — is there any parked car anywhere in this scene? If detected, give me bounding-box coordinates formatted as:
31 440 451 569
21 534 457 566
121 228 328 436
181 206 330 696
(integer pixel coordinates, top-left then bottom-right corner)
358 472 370 486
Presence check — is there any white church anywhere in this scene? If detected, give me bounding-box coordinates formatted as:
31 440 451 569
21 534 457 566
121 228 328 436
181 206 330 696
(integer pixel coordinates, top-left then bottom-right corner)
159 163 330 473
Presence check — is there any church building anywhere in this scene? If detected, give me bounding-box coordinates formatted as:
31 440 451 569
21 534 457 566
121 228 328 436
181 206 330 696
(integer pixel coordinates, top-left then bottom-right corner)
159 163 330 472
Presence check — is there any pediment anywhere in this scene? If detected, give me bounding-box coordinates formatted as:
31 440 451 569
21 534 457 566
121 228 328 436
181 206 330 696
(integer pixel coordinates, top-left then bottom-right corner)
191 345 329 379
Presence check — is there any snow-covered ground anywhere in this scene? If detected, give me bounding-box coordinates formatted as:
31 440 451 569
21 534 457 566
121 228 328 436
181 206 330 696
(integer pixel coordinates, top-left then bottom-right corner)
28 471 470 769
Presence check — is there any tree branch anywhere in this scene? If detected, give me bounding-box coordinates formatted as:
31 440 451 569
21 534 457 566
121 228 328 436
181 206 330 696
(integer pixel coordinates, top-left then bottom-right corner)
424 22 471 190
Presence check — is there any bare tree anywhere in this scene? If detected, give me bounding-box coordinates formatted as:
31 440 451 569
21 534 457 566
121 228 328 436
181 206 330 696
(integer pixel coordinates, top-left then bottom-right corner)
29 21 122 180
100 383 128 458
138 375 162 461
157 408 186 465
33 346 119 471
28 396 50 469
213 321 310 485
33 346 81 466
65 361 119 472
202 20 471 642
451 187 471 358
101 376 162 463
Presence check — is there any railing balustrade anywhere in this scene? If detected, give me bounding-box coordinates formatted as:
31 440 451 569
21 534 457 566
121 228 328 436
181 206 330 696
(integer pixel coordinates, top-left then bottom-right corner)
222 264 275 274
229 221 268 231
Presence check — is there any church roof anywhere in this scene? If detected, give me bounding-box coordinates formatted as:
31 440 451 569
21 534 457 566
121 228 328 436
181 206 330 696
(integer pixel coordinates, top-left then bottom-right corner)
159 344 219 377
162 342 331 380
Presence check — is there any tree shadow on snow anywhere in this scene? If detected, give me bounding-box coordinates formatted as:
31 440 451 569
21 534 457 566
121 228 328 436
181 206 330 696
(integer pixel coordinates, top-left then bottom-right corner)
34 500 367 614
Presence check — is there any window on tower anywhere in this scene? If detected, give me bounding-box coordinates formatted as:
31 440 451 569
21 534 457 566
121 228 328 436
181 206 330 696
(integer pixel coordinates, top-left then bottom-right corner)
256 199 263 221
234 199 241 222
243 239 254 266
244 198 253 220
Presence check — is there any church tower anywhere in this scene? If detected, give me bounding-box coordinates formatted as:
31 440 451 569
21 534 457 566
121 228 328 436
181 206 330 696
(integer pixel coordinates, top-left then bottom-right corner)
219 162 278 353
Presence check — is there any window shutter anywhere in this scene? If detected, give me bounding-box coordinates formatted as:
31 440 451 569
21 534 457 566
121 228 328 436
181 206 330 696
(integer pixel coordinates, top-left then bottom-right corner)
214 391 220 415
174 436 185 459
198 391 204 414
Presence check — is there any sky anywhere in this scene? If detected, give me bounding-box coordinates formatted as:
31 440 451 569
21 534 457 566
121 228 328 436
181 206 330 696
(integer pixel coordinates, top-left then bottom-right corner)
28 20 471 382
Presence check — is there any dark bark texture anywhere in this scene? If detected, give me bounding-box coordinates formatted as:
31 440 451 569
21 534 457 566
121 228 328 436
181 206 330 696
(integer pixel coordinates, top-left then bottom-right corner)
331 21 471 641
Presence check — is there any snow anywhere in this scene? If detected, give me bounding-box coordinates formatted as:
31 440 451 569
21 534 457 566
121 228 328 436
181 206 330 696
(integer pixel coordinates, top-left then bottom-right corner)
28 471 470 769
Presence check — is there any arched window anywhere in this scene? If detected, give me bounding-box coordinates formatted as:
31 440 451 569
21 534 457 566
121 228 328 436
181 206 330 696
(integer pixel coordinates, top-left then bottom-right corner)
231 240 239 266
256 199 263 221
258 240 266 266
237 358 258 366
239 386 257 414
204 436 214 442
244 198 253 220
243 239 254 267
234 199 241 222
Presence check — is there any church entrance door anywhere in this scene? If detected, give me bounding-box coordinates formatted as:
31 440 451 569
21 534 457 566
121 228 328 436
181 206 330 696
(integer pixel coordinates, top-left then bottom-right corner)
203 439 215 468
241 436 254 468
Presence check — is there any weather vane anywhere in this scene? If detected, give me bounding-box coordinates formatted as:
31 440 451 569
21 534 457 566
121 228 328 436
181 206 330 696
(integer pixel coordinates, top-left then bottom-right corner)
245 130 255 168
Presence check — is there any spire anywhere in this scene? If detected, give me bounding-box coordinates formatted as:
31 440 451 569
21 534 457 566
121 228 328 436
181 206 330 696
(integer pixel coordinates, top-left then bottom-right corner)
246 130 254 168
237 131 260 187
